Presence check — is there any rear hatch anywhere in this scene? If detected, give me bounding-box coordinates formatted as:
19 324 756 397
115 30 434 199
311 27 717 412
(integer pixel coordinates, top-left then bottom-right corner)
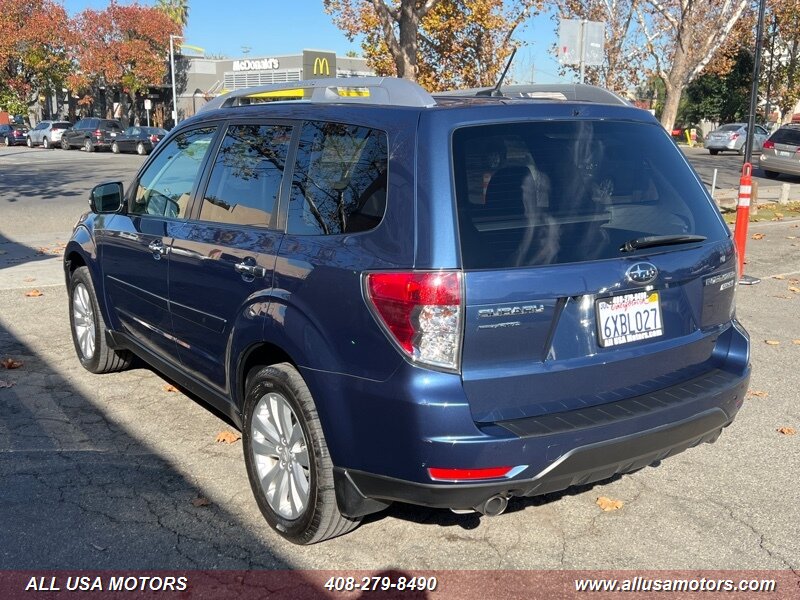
452 119 736 423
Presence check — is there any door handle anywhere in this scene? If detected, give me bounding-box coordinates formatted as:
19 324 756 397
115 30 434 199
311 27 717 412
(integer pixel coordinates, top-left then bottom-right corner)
148 240 168 259
234 260 266 279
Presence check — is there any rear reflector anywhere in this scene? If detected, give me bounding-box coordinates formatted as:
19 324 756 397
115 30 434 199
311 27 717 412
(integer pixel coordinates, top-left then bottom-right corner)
428 467 513 481
365 271 462 371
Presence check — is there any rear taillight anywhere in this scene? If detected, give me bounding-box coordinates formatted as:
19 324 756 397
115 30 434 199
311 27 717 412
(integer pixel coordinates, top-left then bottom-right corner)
93 129 102 137
763 140 775 149
365 271 462 371
731 133 740 140
149 134 158 143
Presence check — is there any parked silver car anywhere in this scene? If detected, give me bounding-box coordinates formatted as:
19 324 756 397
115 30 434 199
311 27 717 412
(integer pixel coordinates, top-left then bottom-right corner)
26 120 71 149
704 123 769 155
759 124 800 179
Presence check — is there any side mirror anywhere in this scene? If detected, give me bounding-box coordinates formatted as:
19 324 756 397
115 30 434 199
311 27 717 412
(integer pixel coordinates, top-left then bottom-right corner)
90 182 124 213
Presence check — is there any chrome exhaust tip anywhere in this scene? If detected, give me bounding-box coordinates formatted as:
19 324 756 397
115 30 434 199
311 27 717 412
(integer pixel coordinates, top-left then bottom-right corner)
474 494 508 517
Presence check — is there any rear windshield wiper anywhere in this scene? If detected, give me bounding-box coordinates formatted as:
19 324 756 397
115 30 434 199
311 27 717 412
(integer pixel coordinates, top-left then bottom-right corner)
620 234 707 253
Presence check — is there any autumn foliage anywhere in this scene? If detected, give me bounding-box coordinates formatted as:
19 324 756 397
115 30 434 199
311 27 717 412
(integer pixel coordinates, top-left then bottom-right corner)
69 2 180 112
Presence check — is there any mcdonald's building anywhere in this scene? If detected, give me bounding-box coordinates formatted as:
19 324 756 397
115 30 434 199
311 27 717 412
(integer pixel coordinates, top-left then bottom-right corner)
175 49 372 120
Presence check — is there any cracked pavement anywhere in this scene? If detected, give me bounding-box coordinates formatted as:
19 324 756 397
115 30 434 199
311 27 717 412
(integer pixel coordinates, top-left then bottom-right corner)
0 147 798 572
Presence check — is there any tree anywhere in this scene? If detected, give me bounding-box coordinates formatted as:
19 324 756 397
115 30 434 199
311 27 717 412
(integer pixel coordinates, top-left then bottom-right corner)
325 0 444 80
764 0 800 121
637 0 749 132
0 0 74 120
71 2 179 124
679 48 753 124
157 0 190 28
325 0 540 90
552 0 646 95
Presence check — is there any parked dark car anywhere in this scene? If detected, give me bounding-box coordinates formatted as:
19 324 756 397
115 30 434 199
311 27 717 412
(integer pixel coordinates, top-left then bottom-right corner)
759 124 800 179
111 126 168 155
1 123 29 146
60 118 123 151
63 78 750 545
27 120 71 148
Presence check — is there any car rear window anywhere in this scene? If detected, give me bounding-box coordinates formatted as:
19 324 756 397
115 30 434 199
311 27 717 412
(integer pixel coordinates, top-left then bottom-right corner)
769 127 800 146
717 124 741 132
53 122 70 129
452 120 728 269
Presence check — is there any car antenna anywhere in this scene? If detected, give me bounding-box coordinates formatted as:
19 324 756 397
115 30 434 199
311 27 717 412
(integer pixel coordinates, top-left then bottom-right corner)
477 46 517 98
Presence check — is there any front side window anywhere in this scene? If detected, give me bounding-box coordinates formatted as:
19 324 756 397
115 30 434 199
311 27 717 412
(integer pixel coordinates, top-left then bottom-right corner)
132 127 216 219
199 124 292 227
287 121 388 236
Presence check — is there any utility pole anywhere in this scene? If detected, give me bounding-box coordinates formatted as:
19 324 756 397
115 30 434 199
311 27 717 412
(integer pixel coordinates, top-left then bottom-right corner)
744 0 767 165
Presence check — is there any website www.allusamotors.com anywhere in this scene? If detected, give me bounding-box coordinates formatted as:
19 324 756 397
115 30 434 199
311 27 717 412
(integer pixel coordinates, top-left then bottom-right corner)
575 576 777 593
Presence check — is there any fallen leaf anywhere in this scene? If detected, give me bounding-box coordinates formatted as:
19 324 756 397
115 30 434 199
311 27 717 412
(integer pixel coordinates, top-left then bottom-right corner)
789 286 800 293
0 379 14 388
191 497 211 508
751 233 765 240
23 277 36 283
162 384 179 393
596 496 624 512
774 212 784 220
773 275 786 280
787 236 798 240
747 390 768 398
1 358 23 369
773 295 791 299
776 427 796 436
215 430 242 444
765 340 780 346
24 289 43 297
793 340 800 345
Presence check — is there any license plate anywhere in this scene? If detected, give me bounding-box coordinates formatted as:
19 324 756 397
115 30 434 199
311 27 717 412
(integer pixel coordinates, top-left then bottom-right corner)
597 292 663 348
777 150 791 157
110 132 117 137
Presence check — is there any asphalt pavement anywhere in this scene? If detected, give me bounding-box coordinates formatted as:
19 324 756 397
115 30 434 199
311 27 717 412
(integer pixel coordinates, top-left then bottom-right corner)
0 146 798 572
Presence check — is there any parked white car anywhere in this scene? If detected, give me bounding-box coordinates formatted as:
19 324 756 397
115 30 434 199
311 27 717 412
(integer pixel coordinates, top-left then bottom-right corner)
27 120 71 149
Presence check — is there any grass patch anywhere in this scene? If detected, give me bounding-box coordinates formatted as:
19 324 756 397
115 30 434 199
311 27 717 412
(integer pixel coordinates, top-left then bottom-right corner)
721 201 800 224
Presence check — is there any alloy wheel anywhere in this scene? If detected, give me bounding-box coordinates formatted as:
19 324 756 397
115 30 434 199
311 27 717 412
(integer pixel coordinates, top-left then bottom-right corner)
250 392 311 520
72 283 96 359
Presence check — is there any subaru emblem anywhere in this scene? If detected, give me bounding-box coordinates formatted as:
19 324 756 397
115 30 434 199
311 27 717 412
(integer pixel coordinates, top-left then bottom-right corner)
626 262 658 285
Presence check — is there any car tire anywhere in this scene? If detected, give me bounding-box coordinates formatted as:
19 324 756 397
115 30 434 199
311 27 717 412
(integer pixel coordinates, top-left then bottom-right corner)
136 142 146 155
112 142 119 154
62 138 70 150
3 136 9 146
84 139 94 152
764 170 780 179
69 266 133 374
737 146 744 156
26 137 32 148
709 149 719 155
42 137 50 149
242 363 360 545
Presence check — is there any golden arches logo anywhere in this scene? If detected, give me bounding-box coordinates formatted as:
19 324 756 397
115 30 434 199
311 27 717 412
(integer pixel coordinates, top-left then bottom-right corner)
313 57 330 76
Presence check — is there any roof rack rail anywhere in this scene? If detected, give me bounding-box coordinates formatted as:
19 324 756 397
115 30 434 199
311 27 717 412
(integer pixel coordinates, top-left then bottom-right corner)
435 83 630 106
198 76 437 113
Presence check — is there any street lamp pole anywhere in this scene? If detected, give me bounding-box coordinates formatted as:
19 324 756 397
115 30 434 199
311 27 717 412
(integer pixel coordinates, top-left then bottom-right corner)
744 0 767 165
170 34 182 127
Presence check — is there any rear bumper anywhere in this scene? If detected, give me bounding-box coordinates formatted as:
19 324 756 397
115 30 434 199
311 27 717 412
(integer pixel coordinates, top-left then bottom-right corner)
335 404 735 516
329 363 749 517
759 153 800 176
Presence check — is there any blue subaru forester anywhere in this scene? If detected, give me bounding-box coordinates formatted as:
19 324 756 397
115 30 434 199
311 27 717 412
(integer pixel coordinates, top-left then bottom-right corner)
64 77 750 544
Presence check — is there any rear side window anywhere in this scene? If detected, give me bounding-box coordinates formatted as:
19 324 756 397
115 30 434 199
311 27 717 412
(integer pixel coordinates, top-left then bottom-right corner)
199 124 292 227
287 121 388 236
452 120 727 269
53 122 70 130
770 127 800 146
717 124 741 132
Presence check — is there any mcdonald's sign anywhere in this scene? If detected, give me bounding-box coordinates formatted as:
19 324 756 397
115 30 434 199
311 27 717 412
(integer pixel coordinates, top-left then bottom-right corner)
313 57 330 76
303 50 336 79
